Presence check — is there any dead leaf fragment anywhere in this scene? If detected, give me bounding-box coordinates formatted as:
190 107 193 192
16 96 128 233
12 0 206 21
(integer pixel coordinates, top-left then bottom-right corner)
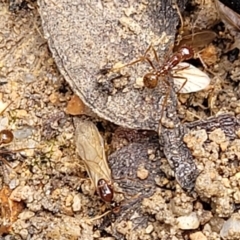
0 185 25 235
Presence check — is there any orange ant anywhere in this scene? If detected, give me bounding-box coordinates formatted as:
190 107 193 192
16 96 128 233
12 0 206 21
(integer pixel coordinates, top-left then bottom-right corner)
112 44 209 122
142 45 195 89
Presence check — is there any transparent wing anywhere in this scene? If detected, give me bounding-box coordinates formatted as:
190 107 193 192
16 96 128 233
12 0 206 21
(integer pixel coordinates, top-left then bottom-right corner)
74 119 111 188
172 62 211 93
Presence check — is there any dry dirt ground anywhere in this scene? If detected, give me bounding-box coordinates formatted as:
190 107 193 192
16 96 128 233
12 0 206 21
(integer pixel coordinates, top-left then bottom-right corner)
1 0 240 240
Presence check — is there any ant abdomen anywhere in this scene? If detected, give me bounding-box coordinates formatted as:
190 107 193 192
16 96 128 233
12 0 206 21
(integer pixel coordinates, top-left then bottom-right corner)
0 129 14 145
143 73 158 88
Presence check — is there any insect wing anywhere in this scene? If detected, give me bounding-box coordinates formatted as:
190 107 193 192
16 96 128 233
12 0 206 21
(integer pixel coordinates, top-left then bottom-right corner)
172 62 210 93
174 30 217 51
75 119 112 189
215 0 240 31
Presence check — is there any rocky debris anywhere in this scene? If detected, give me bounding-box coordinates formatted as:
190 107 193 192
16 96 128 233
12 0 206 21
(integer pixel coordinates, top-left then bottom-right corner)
220 213 240 240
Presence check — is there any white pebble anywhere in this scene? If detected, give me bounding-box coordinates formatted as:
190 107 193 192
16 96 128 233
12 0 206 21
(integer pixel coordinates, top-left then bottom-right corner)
220 213 240 239
72 194 81 212
177 212 200 230
145 224 154 234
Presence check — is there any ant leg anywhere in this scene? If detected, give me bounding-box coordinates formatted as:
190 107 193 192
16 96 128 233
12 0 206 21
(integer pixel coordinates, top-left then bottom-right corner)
170 63 190 93
173 0 184 35
0 101 12 115
172 63 189 72
111 44 156 72
181 110 202 124
111 56 146 71
0 156 12 169
196 52 216 76
84 210 112 223
144 56 156 69
143 44 154 56
172 75 188 93
151 46 161 65
157 77 171 132
170 62 189 88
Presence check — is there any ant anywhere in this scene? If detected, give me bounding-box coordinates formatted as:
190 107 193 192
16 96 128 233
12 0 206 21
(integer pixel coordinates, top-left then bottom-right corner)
75 119 115 203
142 45 195 89
0 130 15 168
0 102 15 168
111 44 194 87
111 44 197 116
108 1 211 95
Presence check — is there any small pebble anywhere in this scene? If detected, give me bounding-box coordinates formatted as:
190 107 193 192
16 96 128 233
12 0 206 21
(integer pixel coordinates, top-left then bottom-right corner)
19 229 29 239
15 109 28 118
49 92 59 104
177 212 200 230
233 191 240 203
137 165 149 180
18 210 35 220
9 179 19 189
189 231 207 240
220 213 240 239
0 117 9 130
145 224 154 234
209 217 225 233
14 127 33 139
209 128 226 144
66 195 73 207
72 194 81 212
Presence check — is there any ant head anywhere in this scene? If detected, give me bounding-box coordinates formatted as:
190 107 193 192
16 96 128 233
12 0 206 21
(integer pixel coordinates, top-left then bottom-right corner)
97 179 114 203
143 72 158 88
179 46 194 60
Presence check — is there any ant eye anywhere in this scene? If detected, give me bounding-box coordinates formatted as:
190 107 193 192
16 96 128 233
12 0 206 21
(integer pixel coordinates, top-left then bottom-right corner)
143 73 158 88
0 130 14 145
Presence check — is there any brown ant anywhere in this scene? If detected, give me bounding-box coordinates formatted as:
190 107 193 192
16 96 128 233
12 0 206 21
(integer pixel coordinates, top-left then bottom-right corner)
75 119 115 203
142 45 195 89
110 42 211 130
112 44 194 88
0 102 15 168
111 44 196 116
109 1 212 93
0 104 32 171
0 129 15 169
0 126 18 169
